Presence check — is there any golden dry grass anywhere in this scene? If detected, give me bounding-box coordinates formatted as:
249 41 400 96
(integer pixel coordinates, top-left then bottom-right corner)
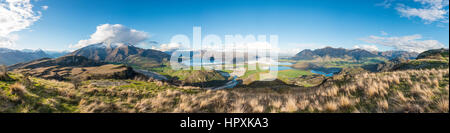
9 83 28 96
127 68 448 113
1 68 448 113
0 65 10 81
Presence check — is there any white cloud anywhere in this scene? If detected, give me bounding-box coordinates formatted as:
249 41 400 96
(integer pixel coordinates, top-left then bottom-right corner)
377 0 395 8
0 34 19 48
70 24 149 48
41 5 48 10
151 43 183 52
361 34 444 53
353 45 379 52
415 0 449 8
395 0 449 23
0 0 41 48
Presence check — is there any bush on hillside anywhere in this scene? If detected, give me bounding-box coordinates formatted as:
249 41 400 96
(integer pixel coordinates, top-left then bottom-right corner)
0 65 11 81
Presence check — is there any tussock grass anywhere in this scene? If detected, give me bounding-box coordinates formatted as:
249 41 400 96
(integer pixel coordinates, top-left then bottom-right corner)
132 68 448 113
0 68 448 113
9 83 28 97
0 65 11 81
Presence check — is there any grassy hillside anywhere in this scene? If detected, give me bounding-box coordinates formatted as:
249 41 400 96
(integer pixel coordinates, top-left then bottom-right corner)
417 48 449 60
1 49 448 113
292 56 387 69
143 66 229 87
394 59 449 70
277 69 312 82
1 68 448 113
9 56 144 81
392 49 449 71
0 73 198 113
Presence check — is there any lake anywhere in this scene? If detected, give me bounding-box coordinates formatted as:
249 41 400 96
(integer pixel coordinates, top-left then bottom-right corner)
310 70 334 77
269 62 293 71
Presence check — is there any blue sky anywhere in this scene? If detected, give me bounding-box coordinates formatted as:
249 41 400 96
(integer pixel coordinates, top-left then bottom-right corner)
1 0 449 54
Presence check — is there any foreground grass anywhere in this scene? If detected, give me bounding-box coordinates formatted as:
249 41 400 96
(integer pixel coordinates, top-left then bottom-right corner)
0 68 448 113
169 68 449 113
0 73 199 113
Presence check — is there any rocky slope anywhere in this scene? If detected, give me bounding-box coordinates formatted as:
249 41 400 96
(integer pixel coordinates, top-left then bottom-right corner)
8 55 142 81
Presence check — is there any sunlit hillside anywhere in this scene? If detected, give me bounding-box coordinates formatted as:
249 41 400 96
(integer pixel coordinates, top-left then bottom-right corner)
1 67 448 113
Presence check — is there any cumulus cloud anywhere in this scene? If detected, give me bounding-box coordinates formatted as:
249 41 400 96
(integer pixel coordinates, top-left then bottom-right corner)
353 45 379 52
151 43 183 52
70 24 149 48
395 0 449 23
0 0 41 48
361 34 445 53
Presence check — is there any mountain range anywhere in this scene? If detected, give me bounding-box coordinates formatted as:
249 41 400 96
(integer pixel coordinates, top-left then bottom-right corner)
0 45 428 70
68 43 170 68
0 48 71 66
292 47 419 60
0 48 49 66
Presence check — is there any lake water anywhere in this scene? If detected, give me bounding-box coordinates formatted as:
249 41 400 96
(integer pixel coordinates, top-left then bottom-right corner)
269 62 292 71
268 62 293 71
311 70 334 77
269 66 292 71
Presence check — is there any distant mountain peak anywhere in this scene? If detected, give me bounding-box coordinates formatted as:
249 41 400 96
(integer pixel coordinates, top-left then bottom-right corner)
0 47 51 65
70 43 170 68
